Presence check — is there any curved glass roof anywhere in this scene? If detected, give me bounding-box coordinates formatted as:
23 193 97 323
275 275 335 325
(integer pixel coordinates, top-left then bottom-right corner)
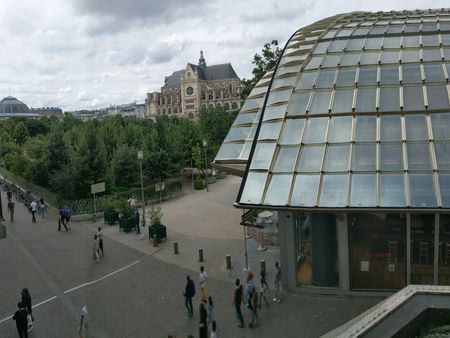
215 8 450 210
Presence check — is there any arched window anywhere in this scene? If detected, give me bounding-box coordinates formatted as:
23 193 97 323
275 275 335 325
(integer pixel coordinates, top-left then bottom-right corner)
168 108 172 114
174 107 178 114
202 104 207 109
209 103 214 109
232 102 238 110
224 103 230 110
157 109 161 115
188 113 195 119
208 90 213 100
162 108 166 114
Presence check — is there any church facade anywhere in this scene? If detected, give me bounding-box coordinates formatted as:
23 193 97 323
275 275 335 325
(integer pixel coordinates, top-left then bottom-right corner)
145 52 241 119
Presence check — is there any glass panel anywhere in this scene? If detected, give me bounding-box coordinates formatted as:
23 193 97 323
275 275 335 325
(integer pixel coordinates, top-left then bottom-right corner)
380 115 402 141
273 147 299 172
380 65 399 84
263 105 287 121
266 89 292 105
422 48 442 62
240 97 263 111
250 142 277 169
383 36 401 48
431 113 450 140
422 34 439 47
352 144 376 171
239 141 252 159
297 145 324 172
322 30 337 39
328 40 347 52
370 26 387 35
291 175 319 206
346 38 365 51
240 171 267 204
315 69 336 88
331 89 354 113
349 213 406 290
422 23 436 32
402 49 420 63
355 116 377 141
257 121 283 140
380 143 404 171
439 175 450 207
403 36 420 48
402 85 425 111
349 174 376 206
411 214 435 285
405 115 428 140
279 119 305 145
226 127 251 141
324 144 350 172
336 67 356 87
401 64 422 83
355 87 377 112
314 41 331 54
303 117 328 143
340 53 360 66
442 34 450 46
216 143 244 159
272 76 296 89
297 72 317 89
365 38 383 49
381 51 400 64
424 63 445 83
304 56 323 70
234 112 258 125
407 143 432 170
427 85 450 110
319 174 348 207
322 54 341 68
353 28 370 36
288 92 311 116
404 24 420 33
386 25 403 34
360 52 380 65
308 90 332 114
380 174 406 206
435 142 450 170
358 66 377 85
409 174 437 207
379 86 400 112
328 116 353 142
264 174 293 205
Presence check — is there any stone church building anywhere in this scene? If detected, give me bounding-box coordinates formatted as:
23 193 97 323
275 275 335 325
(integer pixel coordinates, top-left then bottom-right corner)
146 51 241 119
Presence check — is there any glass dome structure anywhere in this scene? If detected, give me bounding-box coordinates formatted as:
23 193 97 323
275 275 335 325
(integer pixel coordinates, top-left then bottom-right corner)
216 9 450 210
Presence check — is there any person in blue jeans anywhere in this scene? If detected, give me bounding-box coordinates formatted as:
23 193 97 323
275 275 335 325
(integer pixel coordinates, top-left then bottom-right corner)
233 278 245 328
184 275 196 316
245 272 259 328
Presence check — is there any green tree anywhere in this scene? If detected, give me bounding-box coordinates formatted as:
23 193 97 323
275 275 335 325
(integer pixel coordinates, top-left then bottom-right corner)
241 40 283 98
112 144 140 187
12 121 29 145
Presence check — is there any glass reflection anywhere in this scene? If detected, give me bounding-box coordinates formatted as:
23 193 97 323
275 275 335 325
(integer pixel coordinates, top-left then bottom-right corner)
350 174 376 206
379 174 405 206
291 175 320 206
328 116 353 142
319 174 348 207
297 145 324 172
355 116 376 141
324 144 350 172
409 174 437 207
264 174 293 205
380 115 402 141
273 147 299 172
279 119 305 145
352 144 376 171
240 171 267 204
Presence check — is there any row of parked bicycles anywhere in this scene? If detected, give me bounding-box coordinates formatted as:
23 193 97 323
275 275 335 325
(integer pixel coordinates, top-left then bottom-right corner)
0 177 36 210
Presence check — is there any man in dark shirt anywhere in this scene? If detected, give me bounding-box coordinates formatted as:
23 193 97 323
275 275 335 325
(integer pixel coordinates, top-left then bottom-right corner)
184 275 196 316
233 278 245 328
12 302 28 338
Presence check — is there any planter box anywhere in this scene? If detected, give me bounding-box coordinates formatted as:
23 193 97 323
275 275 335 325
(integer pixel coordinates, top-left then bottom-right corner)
119 216 136 233
104 210 119 225
149 224 167 242
207 176 216 184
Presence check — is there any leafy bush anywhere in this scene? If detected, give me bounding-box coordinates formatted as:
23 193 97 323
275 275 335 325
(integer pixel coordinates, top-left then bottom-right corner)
194 178 205 190
149 207 164 226
103 196 121 211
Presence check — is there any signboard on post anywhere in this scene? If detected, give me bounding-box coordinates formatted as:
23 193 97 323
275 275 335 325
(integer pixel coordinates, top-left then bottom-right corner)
155 182 165 192
91 182 106 195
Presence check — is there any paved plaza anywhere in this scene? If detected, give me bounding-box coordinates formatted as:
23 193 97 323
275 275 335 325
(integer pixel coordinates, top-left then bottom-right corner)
0 175 382 337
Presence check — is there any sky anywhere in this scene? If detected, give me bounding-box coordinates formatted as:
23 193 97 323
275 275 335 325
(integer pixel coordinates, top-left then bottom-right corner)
1 0 448 111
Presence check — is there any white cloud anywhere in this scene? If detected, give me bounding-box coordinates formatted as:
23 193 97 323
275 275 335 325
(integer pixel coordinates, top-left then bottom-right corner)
0 0 449 111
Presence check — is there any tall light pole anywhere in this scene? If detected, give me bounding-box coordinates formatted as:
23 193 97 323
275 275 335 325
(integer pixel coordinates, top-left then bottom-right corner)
203 139 209 192
138 150 146 226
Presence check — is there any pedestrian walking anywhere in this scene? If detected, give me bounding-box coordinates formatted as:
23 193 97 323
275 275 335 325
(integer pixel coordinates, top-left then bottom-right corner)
128 196 136 209
273 261 282 303
12 302 28 338
79 305 88 338
58 208 69 231
233 278 245 328
184 275 196 317
93 234 100 262
30 200 37 223
206 296 214 325
245 272 258 328
259 270 270 309
210 320 218 338
139 216 146 240
7 189 12 202
199 302 208 338
96 227 104 258
199 266 208 302
21 288 33 327
8 200 14 222
38 198 46 217
135 209 140 235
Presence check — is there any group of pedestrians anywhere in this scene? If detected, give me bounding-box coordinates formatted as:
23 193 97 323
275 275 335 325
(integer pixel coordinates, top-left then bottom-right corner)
12 288 33 338
6 190 46 224
180 262 281 337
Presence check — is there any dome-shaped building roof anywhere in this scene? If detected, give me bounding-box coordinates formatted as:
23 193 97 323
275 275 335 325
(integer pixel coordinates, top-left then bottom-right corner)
0 96 31 115
216 8 450 210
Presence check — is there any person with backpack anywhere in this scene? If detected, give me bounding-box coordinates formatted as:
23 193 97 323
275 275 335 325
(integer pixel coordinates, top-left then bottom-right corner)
184 275 196 317
58 207 69 231
12 302 28 338
233 278 245 328
245 272 259 328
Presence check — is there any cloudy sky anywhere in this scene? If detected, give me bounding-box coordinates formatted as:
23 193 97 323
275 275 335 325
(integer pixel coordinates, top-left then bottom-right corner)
1 0 448 111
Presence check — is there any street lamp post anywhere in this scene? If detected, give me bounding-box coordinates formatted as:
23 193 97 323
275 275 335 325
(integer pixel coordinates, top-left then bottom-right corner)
138 151 146 227
202 139 209 192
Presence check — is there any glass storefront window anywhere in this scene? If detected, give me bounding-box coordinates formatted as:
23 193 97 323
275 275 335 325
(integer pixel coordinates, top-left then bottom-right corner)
349 213 406 290
411 214 435 285
438 214 450 285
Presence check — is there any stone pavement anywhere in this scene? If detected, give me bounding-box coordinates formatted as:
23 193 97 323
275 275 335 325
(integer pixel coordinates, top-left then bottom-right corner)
0 175 383 337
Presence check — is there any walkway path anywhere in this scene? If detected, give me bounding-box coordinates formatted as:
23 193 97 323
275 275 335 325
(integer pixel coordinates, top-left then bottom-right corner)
0 175 382 337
